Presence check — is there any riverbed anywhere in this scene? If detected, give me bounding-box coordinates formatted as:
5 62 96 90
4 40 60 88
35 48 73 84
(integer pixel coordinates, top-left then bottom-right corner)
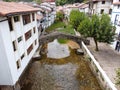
20 40 102 90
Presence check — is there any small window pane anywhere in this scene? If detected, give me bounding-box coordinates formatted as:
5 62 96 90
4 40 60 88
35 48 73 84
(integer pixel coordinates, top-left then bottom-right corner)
33 27 36 33
100 9 104 14
35 39 37 45
102 1 105 4
14 16 19 22
16 60 21 69
12 41 17 51
25 30 32 41
32 13 35 21
21 53 25 60
8 17 13 31
27 44 33 55
18 36 22 43
22 14 31 25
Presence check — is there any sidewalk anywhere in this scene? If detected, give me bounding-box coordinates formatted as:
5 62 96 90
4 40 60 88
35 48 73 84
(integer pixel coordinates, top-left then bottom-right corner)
87 38 120 89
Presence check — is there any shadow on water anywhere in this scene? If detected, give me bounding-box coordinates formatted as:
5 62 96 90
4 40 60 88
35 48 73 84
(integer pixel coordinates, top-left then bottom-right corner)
20 43 102 90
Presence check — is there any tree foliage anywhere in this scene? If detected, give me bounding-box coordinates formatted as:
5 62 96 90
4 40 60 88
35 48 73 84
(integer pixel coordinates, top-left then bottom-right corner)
56 0 67 6
77 14 115 51
56 0 84 6
56 11 64 22
77 17 92 38
69 10 86 30
33 0 41 4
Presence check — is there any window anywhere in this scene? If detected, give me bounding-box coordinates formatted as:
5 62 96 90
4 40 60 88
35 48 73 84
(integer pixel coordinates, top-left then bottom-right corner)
21 53 25 60
12 41 17 51
27 44 33 55
16 60 21 69
22 14 31 25
32 13 35 21
118 5 120 9
18 36 22 43
109 9 112 14
8 17 13 31
14 16 19 22
114 14 119 25
102 1 105 4
25 30 32 41
33 27 36 33
35 39 37 45
100 9 104 14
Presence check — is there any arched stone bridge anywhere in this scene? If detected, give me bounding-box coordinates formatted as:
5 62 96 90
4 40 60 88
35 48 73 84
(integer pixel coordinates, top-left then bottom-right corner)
39 32 89 47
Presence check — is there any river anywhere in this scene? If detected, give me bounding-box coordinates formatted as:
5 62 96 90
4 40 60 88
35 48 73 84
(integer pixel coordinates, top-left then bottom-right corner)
21 39 102 90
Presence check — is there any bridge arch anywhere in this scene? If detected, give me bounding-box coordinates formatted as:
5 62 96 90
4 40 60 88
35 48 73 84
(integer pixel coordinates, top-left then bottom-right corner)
39 32 88 47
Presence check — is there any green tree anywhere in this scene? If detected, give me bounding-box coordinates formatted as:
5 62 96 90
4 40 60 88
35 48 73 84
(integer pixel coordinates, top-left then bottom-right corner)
77 17 92 38
56 11 64 21
56 0 84 5
56 0 67 6
69 10 85 30
78 14 115 51
33 0 41 4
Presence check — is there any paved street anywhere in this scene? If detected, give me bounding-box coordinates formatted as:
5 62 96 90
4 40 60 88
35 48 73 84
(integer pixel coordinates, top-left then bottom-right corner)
87 38 120 89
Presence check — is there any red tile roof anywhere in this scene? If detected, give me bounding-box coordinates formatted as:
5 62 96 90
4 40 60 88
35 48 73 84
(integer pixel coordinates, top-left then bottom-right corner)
113 2 120 5
0 1 39 16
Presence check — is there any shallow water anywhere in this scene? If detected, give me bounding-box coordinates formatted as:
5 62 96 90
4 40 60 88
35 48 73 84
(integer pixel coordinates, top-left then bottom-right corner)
21 52 102 90
47 39 70 59
21 40 102 90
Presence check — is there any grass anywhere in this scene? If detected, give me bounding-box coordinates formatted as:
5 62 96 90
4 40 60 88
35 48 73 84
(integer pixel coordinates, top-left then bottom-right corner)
45 20 75 35
58 25 75 35
57 39 68 44
46 21 65 32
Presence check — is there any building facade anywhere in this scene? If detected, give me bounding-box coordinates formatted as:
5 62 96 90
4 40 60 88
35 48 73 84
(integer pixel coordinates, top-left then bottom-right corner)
111 0 120 51
79 3 89 14
88 0 112 15
0 2 39 86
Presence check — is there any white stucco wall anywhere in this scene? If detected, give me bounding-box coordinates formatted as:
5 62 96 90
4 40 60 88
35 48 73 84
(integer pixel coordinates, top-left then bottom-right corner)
113 0 119 3
111 5 120 49
0 13 39 85
0 17 17 85
93 1 112 15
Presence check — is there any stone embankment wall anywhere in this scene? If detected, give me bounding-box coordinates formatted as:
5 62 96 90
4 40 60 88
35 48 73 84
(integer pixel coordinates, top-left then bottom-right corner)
74 30 117 90
82 42 117 90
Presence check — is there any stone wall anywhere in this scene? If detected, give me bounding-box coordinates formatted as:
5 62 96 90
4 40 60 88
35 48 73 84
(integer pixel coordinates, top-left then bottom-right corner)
39 32 89 47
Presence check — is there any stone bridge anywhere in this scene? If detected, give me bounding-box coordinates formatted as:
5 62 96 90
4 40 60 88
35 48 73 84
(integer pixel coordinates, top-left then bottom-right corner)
39 32 89 47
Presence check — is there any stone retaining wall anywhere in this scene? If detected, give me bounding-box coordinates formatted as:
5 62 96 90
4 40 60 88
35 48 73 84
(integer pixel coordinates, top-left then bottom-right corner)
82 42 117 90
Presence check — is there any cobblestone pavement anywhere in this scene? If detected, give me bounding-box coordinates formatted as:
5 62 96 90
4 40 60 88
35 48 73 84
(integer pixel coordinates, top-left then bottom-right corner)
87 38 120 89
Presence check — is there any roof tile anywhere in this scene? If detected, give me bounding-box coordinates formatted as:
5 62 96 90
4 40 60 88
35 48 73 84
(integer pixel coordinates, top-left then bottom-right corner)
0 1 39 16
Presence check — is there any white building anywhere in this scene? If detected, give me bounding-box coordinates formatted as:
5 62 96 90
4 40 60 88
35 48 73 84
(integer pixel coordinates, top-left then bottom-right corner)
111 0 120 51
34 2 56 33
79 3 89 14
0 2 39 86
88 0 112 15
63 4 80 20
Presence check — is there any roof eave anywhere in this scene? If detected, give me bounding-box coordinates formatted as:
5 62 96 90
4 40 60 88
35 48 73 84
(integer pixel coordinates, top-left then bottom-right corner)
0 10 39 17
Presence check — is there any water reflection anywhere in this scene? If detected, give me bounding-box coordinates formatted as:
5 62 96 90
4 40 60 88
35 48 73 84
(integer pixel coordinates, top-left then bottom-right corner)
47 39 70 59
